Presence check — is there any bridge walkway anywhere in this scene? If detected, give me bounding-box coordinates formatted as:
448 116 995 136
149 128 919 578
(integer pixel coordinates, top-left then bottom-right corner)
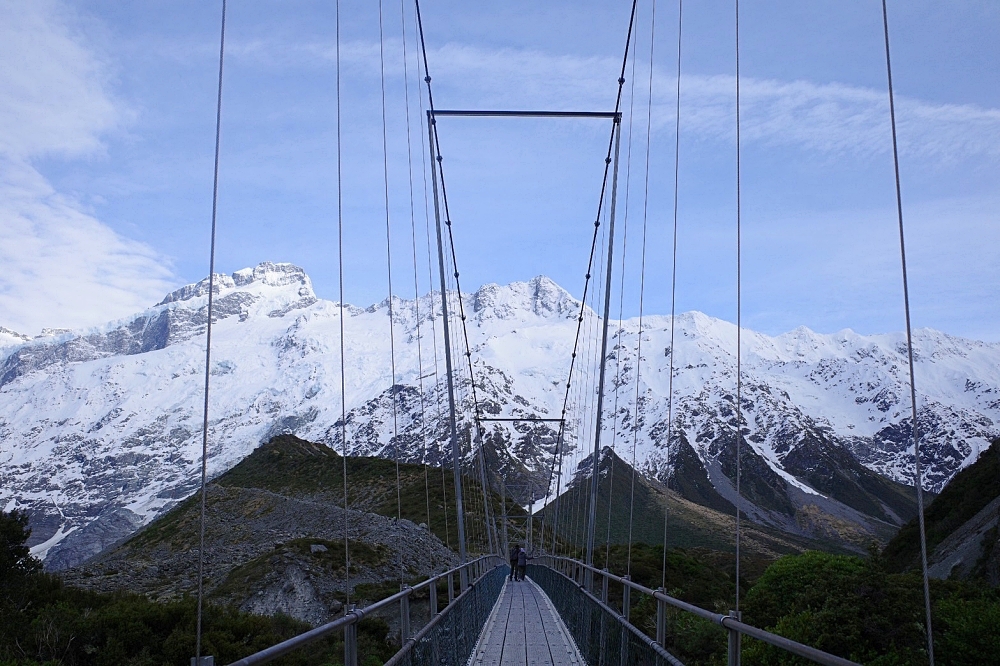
470 575 583 666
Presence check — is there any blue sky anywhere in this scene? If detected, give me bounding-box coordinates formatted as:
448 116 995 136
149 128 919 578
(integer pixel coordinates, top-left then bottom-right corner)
1 0 997 341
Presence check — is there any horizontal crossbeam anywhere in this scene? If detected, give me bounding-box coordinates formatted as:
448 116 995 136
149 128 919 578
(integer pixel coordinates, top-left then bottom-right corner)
478 417 564 422
430 109 620 119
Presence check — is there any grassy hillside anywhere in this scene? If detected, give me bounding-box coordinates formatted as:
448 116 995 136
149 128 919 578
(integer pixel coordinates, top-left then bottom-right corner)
214 434 508 552
535 449 842 560
63 435 518 625
884 438 1000 574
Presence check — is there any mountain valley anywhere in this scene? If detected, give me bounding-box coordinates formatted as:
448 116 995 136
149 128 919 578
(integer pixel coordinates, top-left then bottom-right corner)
2 262 998 569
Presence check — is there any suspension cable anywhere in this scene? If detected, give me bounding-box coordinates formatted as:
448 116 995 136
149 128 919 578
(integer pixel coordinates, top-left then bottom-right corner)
376 0 405 583
627 0 658 581
541 0 639 555
577 241 606 556
604 19 642 566
410 16 452 550
657 0 679 591
734 0 744 613
398 0 434 532
414 0 499 555
880 2 935 663
195 1 226 659
335 0 352 609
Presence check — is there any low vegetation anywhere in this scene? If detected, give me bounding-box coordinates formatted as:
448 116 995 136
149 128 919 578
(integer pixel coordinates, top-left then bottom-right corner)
739 549 1000 665
8 436 999 665
0 510 394 666
883 438 1000 575
555 542 1000 665
215 434 508 552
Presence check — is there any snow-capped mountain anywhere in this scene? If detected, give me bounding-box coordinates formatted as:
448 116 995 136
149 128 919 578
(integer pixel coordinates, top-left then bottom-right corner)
1 262 998 568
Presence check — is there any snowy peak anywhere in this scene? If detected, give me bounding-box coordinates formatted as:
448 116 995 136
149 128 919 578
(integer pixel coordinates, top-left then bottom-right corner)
471 275 579 323
158 262 314 306
1 263 998 569
0 326 30 349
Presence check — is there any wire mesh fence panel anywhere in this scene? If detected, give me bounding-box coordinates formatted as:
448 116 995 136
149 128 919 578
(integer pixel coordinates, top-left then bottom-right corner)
400 565 507 666
527 564 683 666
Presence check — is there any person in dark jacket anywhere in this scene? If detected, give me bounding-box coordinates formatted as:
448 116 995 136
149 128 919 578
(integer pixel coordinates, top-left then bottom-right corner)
516 547 531 581
509 544 519 581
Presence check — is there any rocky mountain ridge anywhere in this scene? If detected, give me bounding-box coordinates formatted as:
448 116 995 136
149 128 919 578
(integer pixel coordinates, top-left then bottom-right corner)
60 435 459 626
1 262 997 568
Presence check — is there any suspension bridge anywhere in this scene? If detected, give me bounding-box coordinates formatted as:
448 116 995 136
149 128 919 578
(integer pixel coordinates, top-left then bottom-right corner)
183 0 936 665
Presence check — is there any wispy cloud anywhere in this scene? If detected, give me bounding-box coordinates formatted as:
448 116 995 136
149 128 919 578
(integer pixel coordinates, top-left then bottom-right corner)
0 160 176 335
239 37 1000 164
435 43 1000 162
670 75 1000 162
0 0 176 335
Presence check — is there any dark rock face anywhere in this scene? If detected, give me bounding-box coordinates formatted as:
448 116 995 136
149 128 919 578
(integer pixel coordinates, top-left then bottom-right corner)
667 435 735 515
44 508 143 571
60 484 456 625
884 439 1000 585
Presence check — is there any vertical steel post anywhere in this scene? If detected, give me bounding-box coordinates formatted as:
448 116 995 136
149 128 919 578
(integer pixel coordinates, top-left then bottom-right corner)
585 117 623 579
602 568 609 604
527 480 534 552
447 571 455 604
427 112 468 571
727 611 742 666
400 586 411 643
473 427 498 556
621 576 632 666
550 465 562 554
344 606 358 666
430 576 439 616
501 477 509 558
656 588 667 648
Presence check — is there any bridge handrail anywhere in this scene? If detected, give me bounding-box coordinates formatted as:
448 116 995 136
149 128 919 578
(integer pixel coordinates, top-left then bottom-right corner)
535 555 861 666
227 554 505 666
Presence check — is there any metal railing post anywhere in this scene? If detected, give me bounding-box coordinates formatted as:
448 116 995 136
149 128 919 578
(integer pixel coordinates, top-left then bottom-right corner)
448 571 455 604
656 588 667 648
602 568 609 604
429 576 439 617
727 610 742 666
460 565 469 592
622 576 631 621
344 606 358 666
621 576 631 666
400 586 411 643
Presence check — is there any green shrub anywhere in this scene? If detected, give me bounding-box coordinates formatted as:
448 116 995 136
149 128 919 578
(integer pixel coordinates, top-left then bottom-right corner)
741 550 1000 666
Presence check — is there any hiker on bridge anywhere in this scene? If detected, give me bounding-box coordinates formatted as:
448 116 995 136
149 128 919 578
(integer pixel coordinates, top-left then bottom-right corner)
509 544 520 581
515 546 532 581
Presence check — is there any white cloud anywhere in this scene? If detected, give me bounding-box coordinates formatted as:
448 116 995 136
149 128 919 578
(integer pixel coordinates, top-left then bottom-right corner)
261 37 1000 163
0 0 121 160
0 0 176 335
433 44 1000 162
668 75 1000 162
0 160 176 335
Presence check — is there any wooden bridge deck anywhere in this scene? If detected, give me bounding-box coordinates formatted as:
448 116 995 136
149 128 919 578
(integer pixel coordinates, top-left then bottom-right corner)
470 575 584 666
